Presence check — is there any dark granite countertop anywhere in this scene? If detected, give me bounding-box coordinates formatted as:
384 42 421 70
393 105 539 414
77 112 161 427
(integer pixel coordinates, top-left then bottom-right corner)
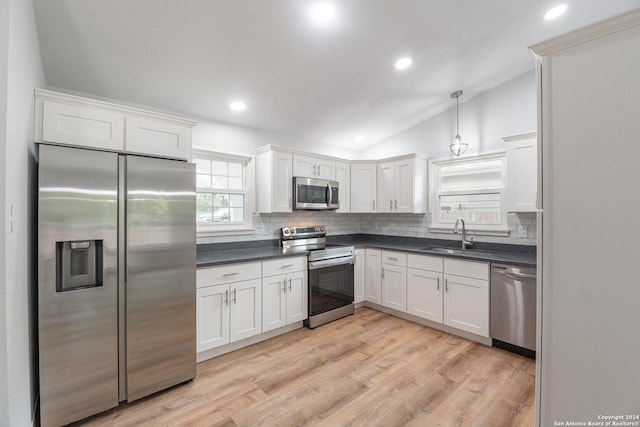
197 246 307 267
197 234 536 268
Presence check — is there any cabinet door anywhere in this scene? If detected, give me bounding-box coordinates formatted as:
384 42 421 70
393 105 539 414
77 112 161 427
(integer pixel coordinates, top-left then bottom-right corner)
42 100 125 151
272 151 293 212
230 279 262 342
381 264 407 312
335 161 350 213
443 274 489 337
286 271 308 324
364 249 382 304
315 158 336 180
196 284 230 352
351 163 377 212
407 268 443 323
125 116 190 160
292 154 316 178
394 158 414 212
506 136 538 212
262 274 287 332
377 161 395 212
354 249 365 303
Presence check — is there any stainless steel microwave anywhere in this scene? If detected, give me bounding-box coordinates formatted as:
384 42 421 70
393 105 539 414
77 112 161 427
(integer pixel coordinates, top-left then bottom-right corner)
293 176 339 210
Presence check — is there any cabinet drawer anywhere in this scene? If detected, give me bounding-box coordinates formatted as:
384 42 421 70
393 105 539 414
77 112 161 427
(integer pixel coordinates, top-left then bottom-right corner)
262 256 306 277
381 251 406 267
197 262 261 288
407 253 443 272
444 258 488 281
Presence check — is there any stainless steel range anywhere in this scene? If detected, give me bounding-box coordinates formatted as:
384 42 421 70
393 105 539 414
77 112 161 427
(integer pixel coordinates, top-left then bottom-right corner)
281 225 355 328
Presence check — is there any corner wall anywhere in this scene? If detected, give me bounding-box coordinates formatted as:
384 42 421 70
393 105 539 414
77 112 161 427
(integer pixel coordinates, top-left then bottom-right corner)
1 0 46 425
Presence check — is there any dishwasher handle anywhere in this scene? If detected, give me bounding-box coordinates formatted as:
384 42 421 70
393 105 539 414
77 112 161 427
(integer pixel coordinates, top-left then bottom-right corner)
492 265 536 280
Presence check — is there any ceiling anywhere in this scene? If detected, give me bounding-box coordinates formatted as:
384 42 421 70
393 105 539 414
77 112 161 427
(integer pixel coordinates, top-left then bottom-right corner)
33 0 639 151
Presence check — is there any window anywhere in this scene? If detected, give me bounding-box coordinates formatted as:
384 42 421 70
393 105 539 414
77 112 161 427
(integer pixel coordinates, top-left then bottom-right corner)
430 152 508 235
193 150 253 234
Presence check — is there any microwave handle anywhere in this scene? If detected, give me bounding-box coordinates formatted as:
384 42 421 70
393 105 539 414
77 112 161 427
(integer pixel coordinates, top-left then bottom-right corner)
326 184 332 205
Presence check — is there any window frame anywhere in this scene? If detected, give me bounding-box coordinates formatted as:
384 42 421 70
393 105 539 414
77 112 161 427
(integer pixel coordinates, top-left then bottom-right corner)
192 148 255 236
429 150 509 237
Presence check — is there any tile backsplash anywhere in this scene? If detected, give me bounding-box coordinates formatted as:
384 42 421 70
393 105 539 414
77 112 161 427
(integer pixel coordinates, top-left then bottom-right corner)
198 212 537 246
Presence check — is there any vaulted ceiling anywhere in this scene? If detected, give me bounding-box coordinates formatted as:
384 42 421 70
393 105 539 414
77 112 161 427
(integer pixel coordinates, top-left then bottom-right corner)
33 0 639 150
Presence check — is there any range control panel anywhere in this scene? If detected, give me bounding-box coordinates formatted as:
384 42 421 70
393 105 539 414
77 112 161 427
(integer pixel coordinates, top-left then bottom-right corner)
281 225 326 240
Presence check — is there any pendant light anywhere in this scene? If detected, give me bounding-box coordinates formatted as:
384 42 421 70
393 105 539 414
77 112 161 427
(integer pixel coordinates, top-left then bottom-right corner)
449 90 468 156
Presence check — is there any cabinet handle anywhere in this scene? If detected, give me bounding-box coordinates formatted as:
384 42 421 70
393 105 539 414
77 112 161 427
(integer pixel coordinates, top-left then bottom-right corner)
281 264 294 269
233 288 237 304
288 277 292 291
372 200 375 211
313 164 317 175
395 199 398 210
381 268 385 279
283 279 287 293
389 199 393 210
445 278 448 293
437 277 440 291
223 272 239 277
224 289 229 306
387 257 399 261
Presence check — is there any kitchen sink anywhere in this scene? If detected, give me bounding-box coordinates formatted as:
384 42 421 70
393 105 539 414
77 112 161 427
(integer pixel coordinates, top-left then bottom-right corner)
420 247 494 256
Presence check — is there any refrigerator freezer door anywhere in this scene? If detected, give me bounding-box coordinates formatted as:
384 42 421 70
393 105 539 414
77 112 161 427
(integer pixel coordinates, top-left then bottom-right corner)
38 145 119 426
125 155 196 402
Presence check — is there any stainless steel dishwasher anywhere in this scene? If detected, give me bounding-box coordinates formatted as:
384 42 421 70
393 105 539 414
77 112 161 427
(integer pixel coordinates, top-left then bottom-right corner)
491 263 537 359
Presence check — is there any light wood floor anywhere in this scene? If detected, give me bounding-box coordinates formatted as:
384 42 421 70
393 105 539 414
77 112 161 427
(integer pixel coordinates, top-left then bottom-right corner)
79 308 536 427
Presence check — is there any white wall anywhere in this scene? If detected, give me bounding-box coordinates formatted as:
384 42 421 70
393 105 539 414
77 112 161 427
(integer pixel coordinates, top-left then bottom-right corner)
1 0 45 426
0 0 10 424
361 70 536 159
192 120 359 160
536 17 640 424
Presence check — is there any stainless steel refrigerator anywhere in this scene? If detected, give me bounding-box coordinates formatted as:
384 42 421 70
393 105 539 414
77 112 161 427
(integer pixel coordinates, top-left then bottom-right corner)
37 144 196 427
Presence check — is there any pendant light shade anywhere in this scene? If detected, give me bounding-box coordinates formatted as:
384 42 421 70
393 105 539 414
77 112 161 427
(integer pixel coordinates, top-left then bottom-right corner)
449 90 468 156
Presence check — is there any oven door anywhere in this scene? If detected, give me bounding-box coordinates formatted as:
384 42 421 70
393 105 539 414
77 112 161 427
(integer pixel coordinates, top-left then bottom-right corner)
307 261 354 317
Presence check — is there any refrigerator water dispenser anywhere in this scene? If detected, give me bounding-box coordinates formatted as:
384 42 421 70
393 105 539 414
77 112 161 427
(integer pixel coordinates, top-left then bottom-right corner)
56 240 103 291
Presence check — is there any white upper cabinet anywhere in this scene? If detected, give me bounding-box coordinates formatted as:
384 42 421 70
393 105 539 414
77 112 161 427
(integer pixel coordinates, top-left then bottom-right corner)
335 161 350 213
350 162 377 213
293 154 336 180
256 147 293 213
35 89 195 160
505 132 538 212
376 156 427 213
41 100 125 151
125 116 190 160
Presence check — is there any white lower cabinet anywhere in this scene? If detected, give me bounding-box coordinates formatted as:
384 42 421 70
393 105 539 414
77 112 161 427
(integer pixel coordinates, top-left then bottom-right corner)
381 251 407 312
196 273 262 352
407 254 443 323
354 249 365 303
364 249 381 304
262 271 307 332
262 260 307 333
443 259 489 337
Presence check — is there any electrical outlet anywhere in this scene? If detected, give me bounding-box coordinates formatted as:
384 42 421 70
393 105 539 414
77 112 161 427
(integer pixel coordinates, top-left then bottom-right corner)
517 225 527 238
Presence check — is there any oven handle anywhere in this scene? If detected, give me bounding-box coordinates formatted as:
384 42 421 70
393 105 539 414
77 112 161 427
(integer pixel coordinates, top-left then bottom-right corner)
308 255 355 270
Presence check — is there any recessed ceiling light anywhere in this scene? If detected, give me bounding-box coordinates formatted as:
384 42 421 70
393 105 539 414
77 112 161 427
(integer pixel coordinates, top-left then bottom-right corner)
394 57 413 70
544 4 568 20
310 2 336 23
355 135 365 142
229 101 246 111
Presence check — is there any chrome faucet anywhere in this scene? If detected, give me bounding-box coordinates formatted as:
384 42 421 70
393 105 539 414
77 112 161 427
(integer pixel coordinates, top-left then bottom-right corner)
453 218 474 249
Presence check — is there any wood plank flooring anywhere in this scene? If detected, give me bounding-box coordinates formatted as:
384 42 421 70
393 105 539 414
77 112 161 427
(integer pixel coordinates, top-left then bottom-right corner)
78 308 536 427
